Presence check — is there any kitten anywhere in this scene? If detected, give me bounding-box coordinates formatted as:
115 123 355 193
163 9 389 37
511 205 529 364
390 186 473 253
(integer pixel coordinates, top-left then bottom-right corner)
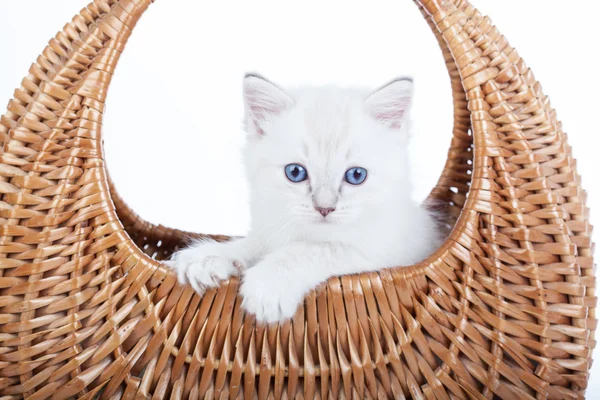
170 74 443 323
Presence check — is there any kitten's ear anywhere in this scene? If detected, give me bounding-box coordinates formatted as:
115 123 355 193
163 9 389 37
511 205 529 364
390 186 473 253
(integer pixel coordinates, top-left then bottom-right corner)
365 77 414 130
243 73 293 136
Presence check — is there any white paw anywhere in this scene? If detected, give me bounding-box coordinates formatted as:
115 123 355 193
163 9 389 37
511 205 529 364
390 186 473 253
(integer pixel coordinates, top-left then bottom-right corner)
170 242 244 294
239 263 304 324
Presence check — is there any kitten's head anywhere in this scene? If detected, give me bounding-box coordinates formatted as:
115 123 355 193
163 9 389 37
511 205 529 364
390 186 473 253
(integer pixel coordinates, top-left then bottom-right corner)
242 74 414 234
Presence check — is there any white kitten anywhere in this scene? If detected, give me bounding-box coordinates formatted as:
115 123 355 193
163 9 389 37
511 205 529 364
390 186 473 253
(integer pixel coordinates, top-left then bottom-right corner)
170 74 443 323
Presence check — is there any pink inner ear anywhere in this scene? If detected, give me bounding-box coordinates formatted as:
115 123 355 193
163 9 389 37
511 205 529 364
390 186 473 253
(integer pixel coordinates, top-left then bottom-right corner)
248 101 288 120
245 87 291 135
370 97 411 129
253 120 265 136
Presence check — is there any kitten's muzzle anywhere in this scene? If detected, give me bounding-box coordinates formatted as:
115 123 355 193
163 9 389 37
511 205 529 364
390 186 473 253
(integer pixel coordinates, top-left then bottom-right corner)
311 186 338 218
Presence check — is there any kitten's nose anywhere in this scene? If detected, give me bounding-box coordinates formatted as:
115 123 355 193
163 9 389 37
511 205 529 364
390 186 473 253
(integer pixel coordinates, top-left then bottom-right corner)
315 206 335 217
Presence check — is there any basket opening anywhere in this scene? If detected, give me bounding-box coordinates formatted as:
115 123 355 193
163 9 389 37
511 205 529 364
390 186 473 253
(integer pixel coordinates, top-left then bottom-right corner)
103 1 473 266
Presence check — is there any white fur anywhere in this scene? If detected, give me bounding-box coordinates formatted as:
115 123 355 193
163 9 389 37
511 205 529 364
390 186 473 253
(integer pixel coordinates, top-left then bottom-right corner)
170 74 443 323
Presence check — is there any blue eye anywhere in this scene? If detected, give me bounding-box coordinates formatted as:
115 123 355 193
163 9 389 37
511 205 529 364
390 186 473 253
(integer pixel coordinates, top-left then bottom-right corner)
285 164 308 183
345 167 367 185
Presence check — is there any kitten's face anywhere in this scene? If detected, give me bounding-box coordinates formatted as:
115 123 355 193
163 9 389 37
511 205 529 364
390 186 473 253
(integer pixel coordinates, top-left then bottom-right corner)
242 75 413 231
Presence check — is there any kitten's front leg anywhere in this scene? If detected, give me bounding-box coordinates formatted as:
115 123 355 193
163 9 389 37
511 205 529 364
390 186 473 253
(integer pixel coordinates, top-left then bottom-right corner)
239 254 308 324
240 242 370 323
169 238 252 294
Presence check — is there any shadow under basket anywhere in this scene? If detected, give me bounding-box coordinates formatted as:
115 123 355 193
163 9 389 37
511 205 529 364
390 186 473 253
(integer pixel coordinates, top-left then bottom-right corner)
0 0 596 399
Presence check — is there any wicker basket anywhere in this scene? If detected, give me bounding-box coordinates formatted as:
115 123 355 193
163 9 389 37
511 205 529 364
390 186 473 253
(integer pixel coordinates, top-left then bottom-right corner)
0 0 595 398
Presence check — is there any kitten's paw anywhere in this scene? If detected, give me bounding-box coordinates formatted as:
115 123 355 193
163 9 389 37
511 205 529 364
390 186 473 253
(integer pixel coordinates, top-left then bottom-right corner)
170 242 244 294
239 264 304 324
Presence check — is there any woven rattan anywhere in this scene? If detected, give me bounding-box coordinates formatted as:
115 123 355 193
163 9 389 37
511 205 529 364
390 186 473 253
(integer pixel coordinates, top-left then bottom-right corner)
0 0 596 398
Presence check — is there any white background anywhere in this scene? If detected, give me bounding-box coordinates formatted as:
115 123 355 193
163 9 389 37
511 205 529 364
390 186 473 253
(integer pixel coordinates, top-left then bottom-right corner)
1 0 599 395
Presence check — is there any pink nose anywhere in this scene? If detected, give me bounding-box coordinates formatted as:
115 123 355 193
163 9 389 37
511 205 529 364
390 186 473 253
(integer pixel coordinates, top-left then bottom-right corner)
315 207 335 217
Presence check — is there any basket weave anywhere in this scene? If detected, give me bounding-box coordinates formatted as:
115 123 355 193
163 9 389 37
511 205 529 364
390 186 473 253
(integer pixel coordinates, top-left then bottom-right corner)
0 0 596 398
